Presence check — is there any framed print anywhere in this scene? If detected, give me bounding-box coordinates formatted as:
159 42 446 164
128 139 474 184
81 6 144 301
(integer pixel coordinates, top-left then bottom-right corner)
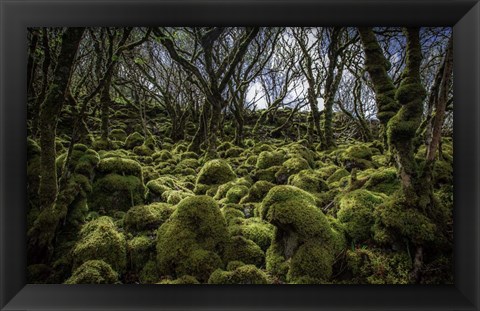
1 0 479 310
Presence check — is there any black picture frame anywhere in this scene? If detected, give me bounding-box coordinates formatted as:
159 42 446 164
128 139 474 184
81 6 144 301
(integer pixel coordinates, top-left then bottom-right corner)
1 0 479 310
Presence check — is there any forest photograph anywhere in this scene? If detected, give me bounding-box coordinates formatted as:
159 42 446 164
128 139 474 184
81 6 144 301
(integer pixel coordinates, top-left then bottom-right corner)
26 27 453 285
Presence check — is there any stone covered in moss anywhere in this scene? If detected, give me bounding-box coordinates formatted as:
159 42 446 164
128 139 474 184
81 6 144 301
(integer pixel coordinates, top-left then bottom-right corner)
261 185 336 282
224 235 265 267
253 166 281 183
224 185 249 204
288 169 328 194
208 265 270 284
362 167 400 195
124 203 174 233
65 260 118 284
345 248 411 284
156 196 228 281
256 151 284 169
158 275 201 284
110 128 127 141
337 190 385 242
124 132 144 149
127 235 154 272
145 176 190 203
275 157 310 184
228 217 274 252
72 217 126 273
194 159 237 194
240 180 275 203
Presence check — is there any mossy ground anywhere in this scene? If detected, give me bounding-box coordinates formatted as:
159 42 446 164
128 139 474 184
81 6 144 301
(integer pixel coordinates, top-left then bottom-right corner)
27 126 453 285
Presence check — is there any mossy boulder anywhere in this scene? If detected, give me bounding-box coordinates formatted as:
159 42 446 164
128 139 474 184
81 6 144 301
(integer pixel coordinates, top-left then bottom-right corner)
224 236 265 267
96 157 142 178
253 166 281 183
240 180 275 203
261 185 336 282
110 128 127 141
275 157 311 184
158 275 201 284
145 176 190 203
362 167 400 195
337 190 385 242
256 151 284 169
194 159 237 194
127 235 155 272
288 169 328 194
208 265 270 284
345 248 411 284
156 196 228 281
124 203 174 233
124 132 144 149
224 185 249 204
229 217 274 252
65 260 118 284
72 217 127 273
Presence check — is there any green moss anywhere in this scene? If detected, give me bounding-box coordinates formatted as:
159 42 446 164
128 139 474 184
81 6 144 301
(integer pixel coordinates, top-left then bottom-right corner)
177 158 199 170
180 151 198 160
124 203 174 233
196 159 237 185
326 168 350 184
253 166 281 183
229 217 274 252
433 160 453 185
124 132 144 149
133 144 154 156
225 146 244 158
27 264 52 284
145 176 190 203
194 159 237 194
240 181 274 203
275 157 311 184
139 260 159 284
288 169 328 194
158 275 201 284
96 157 142 178
283 143 316 168
72 217 126 273
256 151 284 169
362 167 400 195
110 128 127 141
89 173 145 213
287 240 334 283
152 150 172 162
156 196 228 280
261 186 333 241
224 185 249 204
208 265 270 284
344 144 373 161
65 260 118 284
224 236 265 267
337 190 385 242
163 190 193 205
222 207 245 226
345 248 411 284
373 194 437 245
175 249 223 282
127 235 154 272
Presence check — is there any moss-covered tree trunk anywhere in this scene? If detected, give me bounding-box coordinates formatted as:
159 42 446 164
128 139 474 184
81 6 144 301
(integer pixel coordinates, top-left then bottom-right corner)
100 70 113 141
30 27 85 264
37 28 85 211
388 28 426 197
358 27 401 145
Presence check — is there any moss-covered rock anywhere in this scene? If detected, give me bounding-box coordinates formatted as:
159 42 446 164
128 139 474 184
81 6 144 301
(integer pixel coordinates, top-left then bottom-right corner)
337 190 385 242
194 159 237 194
240 180 275 203
124 203 174 233
345 248 411 284
127 235 155 272
224 185 249 204
156 196 228 281
208 265 270 284
224 236 265 267
228 217 274 252
72 217 126 273
158 275 201 284
124 132 144 149
261 185 336 282
288 169 328 194
253 166 281 183
362 167 400 195
256 151 284 169
275 157 310 184
110 128 127 141
96 157 142 178
65 260 118 284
